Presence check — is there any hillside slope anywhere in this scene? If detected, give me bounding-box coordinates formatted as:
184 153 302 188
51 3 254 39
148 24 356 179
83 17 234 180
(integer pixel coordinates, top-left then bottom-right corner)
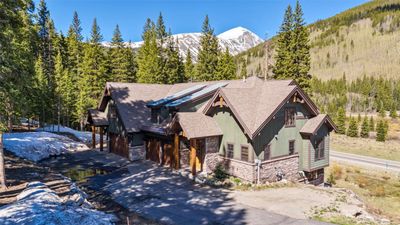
236 0 400 81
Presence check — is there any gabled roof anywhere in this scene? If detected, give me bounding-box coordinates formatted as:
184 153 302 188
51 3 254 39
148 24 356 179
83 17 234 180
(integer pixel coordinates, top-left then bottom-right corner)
172 112 222 139
203 78 319 139
300 114 337 135
87 109 108 126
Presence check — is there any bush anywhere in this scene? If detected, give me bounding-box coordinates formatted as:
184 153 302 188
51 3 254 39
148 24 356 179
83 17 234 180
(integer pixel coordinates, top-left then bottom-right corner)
331 164 343 180
327 173 336 185
370 186 385 197
213 164 229 181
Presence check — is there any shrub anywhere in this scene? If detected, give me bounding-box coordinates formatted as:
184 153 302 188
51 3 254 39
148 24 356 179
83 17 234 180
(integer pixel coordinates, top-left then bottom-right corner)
327 173 336 185
347 117 359 137
370 186 385 197
213 164 229 181
331 164 343 180
355 175 368 188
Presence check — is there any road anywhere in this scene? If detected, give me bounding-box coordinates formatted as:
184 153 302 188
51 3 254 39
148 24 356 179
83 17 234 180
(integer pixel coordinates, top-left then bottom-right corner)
330 150 400 173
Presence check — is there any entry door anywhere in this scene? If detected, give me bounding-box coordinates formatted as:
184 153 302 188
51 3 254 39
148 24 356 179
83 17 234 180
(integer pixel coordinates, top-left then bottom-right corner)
196 139 205 171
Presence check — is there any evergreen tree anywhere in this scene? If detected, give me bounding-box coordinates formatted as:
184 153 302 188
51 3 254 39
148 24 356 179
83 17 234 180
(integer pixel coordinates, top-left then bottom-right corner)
369 116 375 131
137 19 163 83
184 49 195 82
336 107 346 134
378 101 386 118
109 25 131 82
360 116 369 138
347 117 358 137
240 61 247 78
164 36 185 84
376 119 386 142
390 103 398 118
273 5 294 80
76 18 107 129
124 42 137 82
196 15 220 81
292 0 311 91
156 12 168 44
216 47 237 80
357 113 362 123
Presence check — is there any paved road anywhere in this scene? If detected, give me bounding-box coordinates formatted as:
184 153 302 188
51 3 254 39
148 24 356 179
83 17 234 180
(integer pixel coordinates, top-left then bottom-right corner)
331 150 400 173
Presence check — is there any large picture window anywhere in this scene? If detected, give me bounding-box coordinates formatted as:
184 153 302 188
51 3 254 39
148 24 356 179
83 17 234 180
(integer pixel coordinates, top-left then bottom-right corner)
315 139 325 161
285 108 296 127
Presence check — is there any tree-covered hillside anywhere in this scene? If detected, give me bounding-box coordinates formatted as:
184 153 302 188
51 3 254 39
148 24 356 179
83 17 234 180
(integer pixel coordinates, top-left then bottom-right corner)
236 0 400 81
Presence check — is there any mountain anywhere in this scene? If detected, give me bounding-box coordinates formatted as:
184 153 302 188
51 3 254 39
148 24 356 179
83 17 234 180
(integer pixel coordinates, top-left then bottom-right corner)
102 26 263 61
235 0 400 81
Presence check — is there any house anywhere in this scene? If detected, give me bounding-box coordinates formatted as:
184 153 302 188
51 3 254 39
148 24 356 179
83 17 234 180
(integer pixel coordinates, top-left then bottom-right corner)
87 77 336 184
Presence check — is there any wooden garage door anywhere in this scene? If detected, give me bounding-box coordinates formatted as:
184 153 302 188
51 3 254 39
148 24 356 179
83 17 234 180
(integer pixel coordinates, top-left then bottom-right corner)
110 133 129 159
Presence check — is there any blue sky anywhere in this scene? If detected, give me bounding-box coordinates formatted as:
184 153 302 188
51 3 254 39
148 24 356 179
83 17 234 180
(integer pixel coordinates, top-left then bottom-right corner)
38 0 370 42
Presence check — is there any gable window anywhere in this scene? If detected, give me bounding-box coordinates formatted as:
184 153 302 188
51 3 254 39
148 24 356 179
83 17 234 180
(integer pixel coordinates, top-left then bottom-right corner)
289 140 295 155
241 145 249 162
315 139 325 161
226 143 234 158
264 144 271 161
110 106 117 119
285 108 296 127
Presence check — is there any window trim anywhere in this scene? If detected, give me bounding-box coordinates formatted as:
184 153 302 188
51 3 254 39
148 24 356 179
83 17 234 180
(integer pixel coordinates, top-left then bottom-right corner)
284 107 296 127
315 138 325 161
226 142 234 158
240 144 249 162
289 140 295 155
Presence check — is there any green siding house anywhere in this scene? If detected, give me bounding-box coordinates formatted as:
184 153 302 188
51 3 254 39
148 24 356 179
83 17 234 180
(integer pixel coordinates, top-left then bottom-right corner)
88 77 336 184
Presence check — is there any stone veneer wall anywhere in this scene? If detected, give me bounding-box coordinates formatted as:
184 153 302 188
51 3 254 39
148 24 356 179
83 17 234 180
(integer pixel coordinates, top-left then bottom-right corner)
258 155 299 183
129 145 145 161
180 149 190 166
204 153 299 183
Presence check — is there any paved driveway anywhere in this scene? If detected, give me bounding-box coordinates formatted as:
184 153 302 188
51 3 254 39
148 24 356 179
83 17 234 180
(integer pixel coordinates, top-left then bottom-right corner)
89 159 328 225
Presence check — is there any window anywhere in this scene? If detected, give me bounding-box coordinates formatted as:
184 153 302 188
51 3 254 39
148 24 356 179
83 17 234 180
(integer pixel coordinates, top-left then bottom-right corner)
289 140 295 155
110 106 117 119
285 108 296 127
264 144 271 161
241 145 249 161
315 139 325 161
226 143 234 158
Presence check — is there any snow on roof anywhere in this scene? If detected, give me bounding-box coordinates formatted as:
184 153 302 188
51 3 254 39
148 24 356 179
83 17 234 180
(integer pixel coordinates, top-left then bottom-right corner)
165 82 229 108
147 84 207 107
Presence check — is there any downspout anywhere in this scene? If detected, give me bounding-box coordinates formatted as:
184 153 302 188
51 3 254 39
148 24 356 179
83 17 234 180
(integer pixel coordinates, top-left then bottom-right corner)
255 159 261 185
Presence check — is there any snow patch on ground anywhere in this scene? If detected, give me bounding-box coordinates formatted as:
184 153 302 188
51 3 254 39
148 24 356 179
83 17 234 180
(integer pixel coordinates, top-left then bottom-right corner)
3 132 88 162
37 125 101 144
0 181 117 225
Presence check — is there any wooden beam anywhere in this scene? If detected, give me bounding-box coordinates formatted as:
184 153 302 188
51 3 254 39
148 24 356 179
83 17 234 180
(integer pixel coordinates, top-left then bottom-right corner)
99 127 104 151
92 126 96 149
190 139 197 176
174 134 180 170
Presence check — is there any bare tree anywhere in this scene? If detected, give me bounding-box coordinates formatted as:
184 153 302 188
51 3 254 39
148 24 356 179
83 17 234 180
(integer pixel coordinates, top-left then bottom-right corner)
0 132 6 190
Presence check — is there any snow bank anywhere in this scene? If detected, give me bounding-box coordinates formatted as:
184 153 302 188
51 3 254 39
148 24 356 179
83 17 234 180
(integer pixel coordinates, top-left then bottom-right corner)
3 132 88 162
37 125 103 144
0 181 117 225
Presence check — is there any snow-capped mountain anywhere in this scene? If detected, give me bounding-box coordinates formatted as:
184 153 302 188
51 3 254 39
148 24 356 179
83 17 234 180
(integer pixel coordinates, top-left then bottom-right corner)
102 26 263 61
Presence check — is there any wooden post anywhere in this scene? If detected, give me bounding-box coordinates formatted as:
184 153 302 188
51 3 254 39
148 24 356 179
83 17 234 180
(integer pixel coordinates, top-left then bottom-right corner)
189 139 197 176
174 134 180 170
0 132 6 190
99 127 104 151
92 126 96 149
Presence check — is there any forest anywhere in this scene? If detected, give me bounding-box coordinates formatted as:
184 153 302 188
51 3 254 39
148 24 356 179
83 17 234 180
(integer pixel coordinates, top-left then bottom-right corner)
0 0 237 131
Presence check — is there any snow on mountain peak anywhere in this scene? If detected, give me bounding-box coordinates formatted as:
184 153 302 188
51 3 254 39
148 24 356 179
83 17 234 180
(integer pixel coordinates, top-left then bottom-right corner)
218 26 254 40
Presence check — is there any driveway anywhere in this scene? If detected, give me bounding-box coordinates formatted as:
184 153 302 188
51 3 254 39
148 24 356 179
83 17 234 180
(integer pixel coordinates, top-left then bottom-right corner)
44 150 328 225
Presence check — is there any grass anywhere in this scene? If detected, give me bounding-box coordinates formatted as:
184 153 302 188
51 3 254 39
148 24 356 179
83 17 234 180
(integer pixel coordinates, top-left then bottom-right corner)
315 215 376 225
326 163 400 224
331 133 400 161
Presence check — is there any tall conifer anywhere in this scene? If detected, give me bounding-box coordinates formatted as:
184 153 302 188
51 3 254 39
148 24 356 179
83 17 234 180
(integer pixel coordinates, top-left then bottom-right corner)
184 49 195 82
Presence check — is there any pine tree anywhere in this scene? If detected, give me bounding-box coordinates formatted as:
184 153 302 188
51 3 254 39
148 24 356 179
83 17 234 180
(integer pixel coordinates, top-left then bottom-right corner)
336 107 346 134
164 36 185 84
357 113 362 123
124 42 137 82
240 61 247 78
390 103 398 118
77 18 107 129
216 47 237 80
378 101 386 118
137 18 163 83
360 116 369 138
292 0 311 91
347 117 358 137
109 25 130 82
273 5 294 80
376 119 386 142
196 15 220 81
184 49 195 82
369 116 375 131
